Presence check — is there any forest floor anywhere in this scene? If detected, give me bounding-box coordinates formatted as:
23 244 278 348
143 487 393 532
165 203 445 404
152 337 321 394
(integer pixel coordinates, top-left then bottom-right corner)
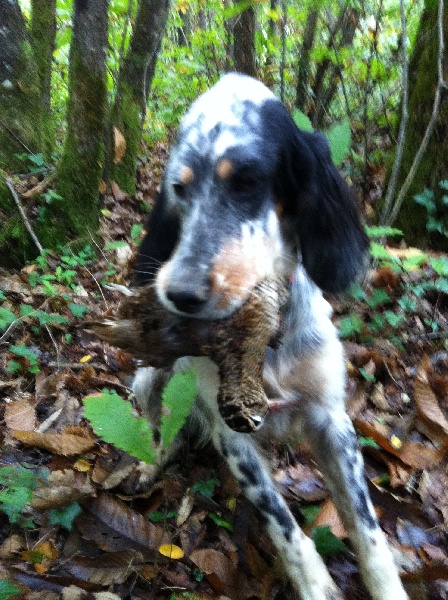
0 145 448 600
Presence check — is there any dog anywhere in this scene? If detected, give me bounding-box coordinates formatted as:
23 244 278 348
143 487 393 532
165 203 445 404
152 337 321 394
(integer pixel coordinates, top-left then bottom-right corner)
132 73 408 600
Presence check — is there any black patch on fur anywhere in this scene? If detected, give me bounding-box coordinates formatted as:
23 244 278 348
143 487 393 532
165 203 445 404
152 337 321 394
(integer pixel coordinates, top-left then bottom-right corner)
258 490 294 542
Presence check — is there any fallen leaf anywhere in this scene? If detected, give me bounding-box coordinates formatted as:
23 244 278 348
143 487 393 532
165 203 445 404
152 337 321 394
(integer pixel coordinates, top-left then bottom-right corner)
159 544 184 559
113 127 126 164
11 428 96 456
307 499 348 539
4 396 36 431
66 550 143 585
414 357 448 447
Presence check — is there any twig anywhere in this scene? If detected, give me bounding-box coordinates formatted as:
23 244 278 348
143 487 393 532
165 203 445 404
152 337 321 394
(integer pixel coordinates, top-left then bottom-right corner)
380 0 408 224
4 178 44 254
385 0 447 226
0 118 34 155
21 172 56 199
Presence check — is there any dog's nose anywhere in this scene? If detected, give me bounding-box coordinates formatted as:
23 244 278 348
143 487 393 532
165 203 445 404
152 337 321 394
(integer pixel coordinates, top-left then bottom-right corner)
166 284 210 314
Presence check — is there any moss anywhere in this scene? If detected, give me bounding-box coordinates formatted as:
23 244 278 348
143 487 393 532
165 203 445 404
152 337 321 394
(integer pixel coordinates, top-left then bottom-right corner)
390 0 448 250
110 82 143 195
38 32 108 248
0 180 36 267
0 39 43 171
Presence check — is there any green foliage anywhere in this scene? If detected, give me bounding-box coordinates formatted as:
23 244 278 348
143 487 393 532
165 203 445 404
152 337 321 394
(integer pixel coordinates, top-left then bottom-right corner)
0 580 22 599
325 119 352 167
68 303 89 318
191 477 219 499
208 512 233 531
148 510 178 523
0 465 44 527
365 226 403 239
8 343 40 374
83 389 156 463
311 526 348 557
358 436 381 450
292 108 314 132
160 370 198 448
413 182 448 239
83 370 198 464
49 502 82 530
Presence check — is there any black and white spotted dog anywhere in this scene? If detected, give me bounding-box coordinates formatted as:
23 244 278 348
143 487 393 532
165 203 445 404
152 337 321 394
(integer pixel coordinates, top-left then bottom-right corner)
133 73 408 600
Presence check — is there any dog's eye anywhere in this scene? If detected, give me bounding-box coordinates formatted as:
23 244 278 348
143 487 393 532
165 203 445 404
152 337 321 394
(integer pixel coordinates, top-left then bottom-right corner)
231 175 257 194
173 183 187 198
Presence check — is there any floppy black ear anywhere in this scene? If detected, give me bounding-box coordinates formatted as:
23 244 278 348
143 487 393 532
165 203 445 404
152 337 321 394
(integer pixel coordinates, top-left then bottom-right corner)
295 131 368 293
261 99 368 294
134 179 180 286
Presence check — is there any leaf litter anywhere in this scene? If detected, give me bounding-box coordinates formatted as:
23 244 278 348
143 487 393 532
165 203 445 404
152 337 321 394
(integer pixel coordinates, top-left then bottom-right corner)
0 145 447 599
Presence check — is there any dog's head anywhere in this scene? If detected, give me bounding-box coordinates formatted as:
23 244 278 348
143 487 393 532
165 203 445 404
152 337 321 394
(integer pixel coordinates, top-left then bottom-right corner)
136 73 368 318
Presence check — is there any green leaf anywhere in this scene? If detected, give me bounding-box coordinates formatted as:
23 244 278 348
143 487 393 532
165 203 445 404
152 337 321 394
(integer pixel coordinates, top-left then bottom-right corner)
69 303 89 318
338 314 363 339
148 510 178 523
104 240 128 251
312 526 348 556
366 289 390 309
191 477 219 499
49 502 82 530
365 226 403 239
83 390 155 463
325 119 351 167
9 344 39 367
292 108 314 133
358 436 380 449
0 485 32 524
430 256 448 276
369 242 397 261
0 307 16 331
208 512 233 530
300 505 320 525
384 311 405 328
160 370 198 448
0 580 22 599
359 368 376 382
130 224 144 241
402 254 428 272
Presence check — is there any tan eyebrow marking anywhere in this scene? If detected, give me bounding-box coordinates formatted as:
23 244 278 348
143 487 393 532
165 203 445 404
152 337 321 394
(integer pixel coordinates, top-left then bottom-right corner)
216 158 233 180
179 165 194 185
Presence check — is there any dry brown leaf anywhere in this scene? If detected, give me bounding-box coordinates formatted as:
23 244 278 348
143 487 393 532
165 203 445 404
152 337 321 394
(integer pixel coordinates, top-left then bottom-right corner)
307 498 348 539
414 357 448 447
32 469 95 509
354 419 443 469
66 550 143 585
11 428 95 456
79 492 170 554
0 534 25 559
113 126 126 164
4 396 36 431
190 548 239 595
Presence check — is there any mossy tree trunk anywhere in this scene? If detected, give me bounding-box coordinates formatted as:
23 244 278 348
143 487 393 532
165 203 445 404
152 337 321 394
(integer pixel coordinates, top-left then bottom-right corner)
40 0 109 249
390 0 448 250
30 0 57 159
109 0 171 195
0 0 44 267
0 0 43 171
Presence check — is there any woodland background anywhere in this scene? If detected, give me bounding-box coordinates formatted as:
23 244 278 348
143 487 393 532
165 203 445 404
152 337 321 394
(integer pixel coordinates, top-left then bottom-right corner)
0 1 448 599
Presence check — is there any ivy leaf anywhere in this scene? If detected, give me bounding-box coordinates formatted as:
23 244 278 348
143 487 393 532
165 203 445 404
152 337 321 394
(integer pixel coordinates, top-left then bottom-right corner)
49 502 82 530
83 390 155 463
160 370 198 448
292 108 314 133
69 303 89 318
325 118 351 166
0 580 22 599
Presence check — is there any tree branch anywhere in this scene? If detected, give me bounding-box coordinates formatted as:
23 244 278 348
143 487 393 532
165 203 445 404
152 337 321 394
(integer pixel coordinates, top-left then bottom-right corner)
380 0 408 224
5 177 44 254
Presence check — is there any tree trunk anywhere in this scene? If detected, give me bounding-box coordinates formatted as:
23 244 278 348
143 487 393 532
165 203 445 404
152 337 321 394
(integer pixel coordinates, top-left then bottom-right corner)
233 6 257 77
391 0 448 250
42 0 109 248
30 0 57 158
109 0 171 195
0 0 44 267
0 0 43 170
295 8 319 111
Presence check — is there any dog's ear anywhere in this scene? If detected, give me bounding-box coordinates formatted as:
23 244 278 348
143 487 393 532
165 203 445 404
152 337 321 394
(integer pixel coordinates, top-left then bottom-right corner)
262 101 368 293
134 179 180 286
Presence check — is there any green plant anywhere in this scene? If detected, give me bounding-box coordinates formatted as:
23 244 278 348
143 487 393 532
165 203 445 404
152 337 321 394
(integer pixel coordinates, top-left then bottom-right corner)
0 580 22 599
83 370 198 463
0 465 46 527
8 343 40 374
191 477 219 499
311 526 348 557
49 502 82 529
413 181 448 238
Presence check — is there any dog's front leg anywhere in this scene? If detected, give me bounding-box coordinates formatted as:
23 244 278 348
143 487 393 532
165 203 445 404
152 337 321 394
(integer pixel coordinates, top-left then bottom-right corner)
303 405 408 600
211 424 344 600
